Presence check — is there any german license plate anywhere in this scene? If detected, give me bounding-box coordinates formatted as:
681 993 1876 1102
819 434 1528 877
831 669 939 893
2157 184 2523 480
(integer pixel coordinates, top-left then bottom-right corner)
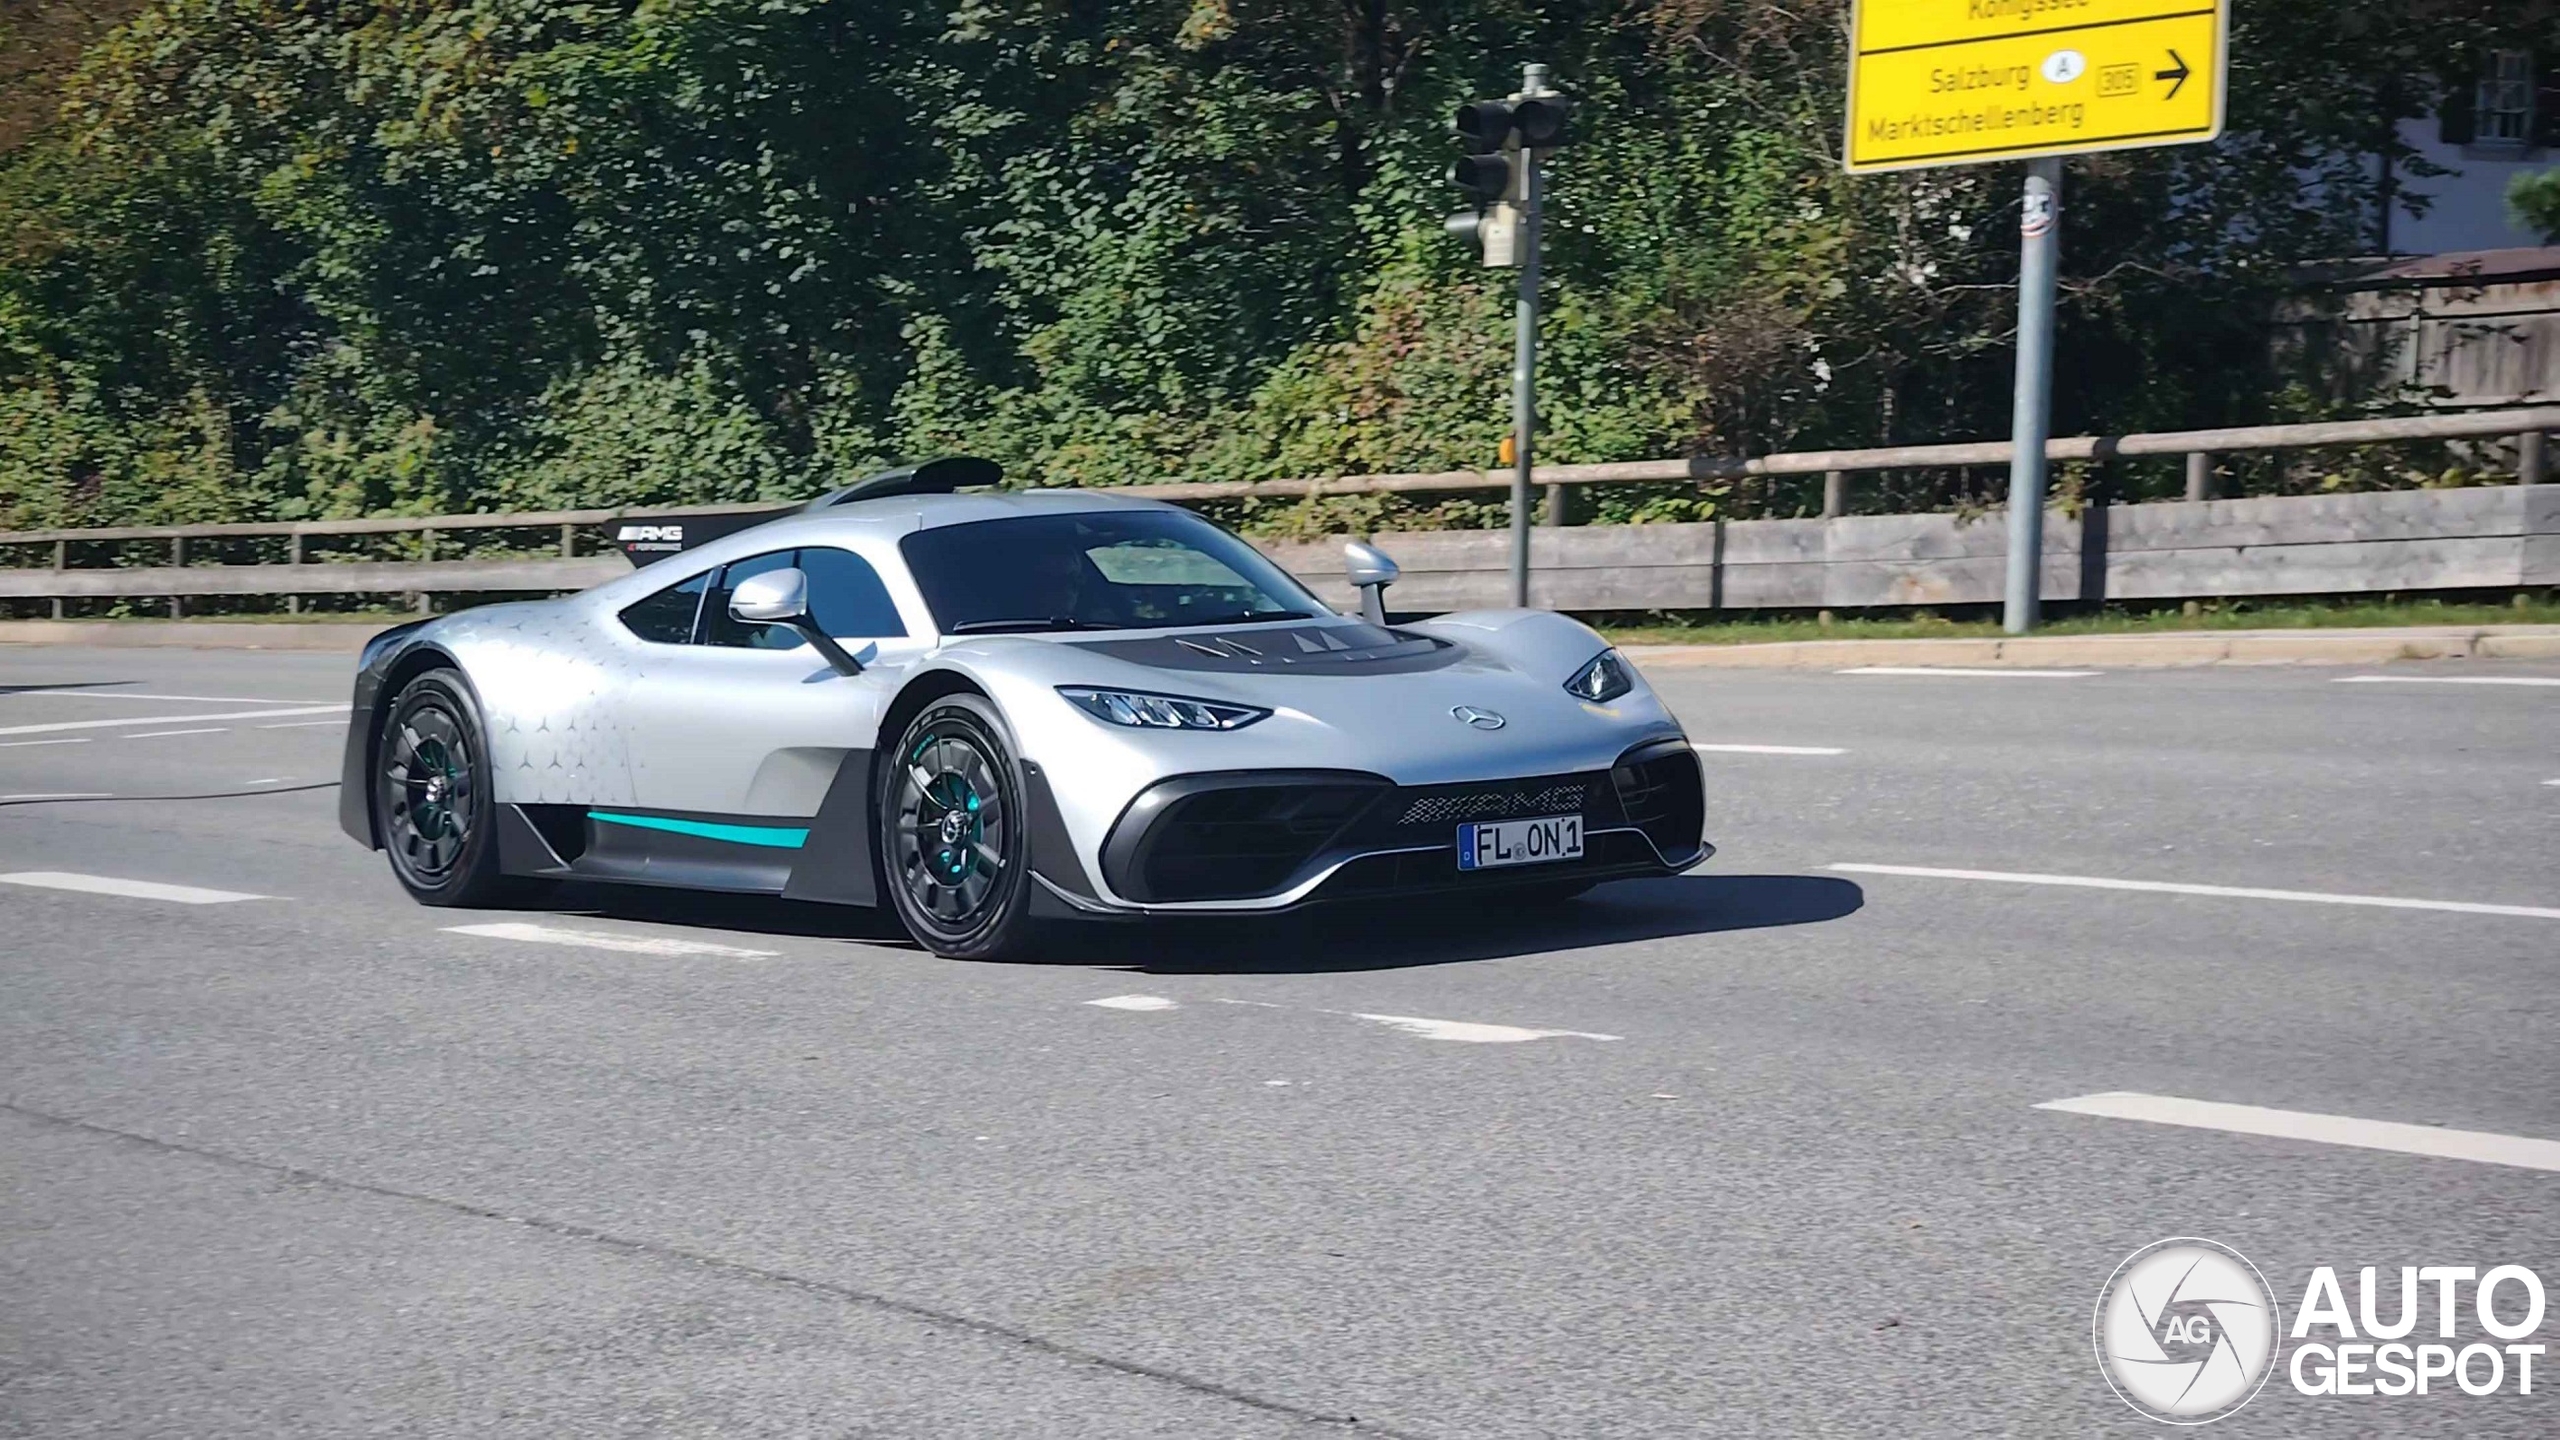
1456 814 1584 871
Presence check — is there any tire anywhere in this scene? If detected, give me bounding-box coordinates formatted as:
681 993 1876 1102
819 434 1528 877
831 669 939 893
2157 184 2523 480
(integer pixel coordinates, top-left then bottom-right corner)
374 667 515 908
878 695 1041 960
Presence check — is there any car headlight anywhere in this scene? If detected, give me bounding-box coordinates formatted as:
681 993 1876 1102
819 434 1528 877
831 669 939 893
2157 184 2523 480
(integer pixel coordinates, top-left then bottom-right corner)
1564 649 1636 703
1059 687 1270 731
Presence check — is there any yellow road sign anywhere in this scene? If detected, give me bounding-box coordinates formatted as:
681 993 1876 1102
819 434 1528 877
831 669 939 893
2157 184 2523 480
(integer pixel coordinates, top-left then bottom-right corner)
1844 0 2228 172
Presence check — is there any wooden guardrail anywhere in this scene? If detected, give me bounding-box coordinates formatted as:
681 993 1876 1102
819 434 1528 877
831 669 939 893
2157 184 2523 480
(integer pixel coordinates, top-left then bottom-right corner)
2 408 2553 616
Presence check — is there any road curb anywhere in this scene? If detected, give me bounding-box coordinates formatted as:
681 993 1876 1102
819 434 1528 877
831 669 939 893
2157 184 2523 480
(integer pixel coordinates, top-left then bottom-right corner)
1622 625 2560 670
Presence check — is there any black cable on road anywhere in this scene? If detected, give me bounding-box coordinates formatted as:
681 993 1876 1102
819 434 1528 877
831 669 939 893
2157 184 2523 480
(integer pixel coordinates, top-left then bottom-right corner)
0 781 340 807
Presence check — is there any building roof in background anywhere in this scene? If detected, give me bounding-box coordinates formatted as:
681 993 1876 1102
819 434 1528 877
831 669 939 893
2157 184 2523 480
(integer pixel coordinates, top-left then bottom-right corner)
2312 246 2560 291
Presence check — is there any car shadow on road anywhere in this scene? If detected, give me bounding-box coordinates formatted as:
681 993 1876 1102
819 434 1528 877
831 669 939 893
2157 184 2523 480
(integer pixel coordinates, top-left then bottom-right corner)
1065 873 1865 974
555 883 917 942
547 873 1862 973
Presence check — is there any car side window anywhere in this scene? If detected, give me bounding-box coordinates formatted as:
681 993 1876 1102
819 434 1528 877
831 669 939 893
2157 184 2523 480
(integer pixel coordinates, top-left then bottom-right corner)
700 550 803 650
798 546 906 640
616 570 710 644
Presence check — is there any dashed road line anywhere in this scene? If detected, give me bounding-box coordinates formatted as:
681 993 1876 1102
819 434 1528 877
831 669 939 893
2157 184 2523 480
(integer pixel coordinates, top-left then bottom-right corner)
1830 862 2560 920
1836 666 2099 679
443 921 779 959
123 727 227 740
0 705 345 737
0 737 90 749
2334 675 2560 688
0 871 271 904
259 719 349 729
0 793 112 802
1692 742 1847 756
2037 1092 2560 1173
1202 997 1620 1044
1349 1013 1622 1044
1086 994 1179 1011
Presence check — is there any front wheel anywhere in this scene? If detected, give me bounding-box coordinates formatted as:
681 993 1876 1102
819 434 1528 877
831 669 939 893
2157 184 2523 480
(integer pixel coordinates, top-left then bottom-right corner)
879 695 1042 960
374 668 515 907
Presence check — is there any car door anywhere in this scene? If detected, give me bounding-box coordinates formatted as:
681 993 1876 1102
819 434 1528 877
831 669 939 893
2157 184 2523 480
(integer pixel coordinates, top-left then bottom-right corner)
617 544 915 822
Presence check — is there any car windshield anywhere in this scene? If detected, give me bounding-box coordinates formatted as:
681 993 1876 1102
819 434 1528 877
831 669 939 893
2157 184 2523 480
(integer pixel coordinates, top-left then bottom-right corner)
901 510 1327 634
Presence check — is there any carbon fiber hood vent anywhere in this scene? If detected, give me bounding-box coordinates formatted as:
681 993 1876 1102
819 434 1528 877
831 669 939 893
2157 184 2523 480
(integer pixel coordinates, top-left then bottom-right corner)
1066 623 1462 675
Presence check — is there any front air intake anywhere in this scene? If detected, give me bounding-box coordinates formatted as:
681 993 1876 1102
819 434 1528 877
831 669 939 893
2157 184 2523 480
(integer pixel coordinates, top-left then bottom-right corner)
1610 742 1705 860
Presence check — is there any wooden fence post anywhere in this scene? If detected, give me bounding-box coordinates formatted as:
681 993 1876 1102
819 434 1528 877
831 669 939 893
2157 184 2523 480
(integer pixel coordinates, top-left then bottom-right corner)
170 535 186 619
2521 430 2546 488
286 532 303 615
2185 451 2212 501
50 539 66 620
1822 470 1846 518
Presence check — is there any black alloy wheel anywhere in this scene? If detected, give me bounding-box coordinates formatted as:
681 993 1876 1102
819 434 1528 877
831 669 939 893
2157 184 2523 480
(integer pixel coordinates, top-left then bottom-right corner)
880 695 1040 959
375 668 513 906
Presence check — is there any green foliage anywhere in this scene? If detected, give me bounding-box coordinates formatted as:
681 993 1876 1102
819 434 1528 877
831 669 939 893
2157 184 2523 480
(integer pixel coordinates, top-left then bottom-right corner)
0 0 2550 535
2511 169 2560 243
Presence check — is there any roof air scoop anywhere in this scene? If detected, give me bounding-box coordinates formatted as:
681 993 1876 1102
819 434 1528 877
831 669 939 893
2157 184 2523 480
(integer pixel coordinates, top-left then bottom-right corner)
801 456 1003 512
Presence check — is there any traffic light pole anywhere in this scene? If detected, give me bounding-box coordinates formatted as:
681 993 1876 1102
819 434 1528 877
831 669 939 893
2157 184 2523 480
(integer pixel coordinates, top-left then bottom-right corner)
1508 144 1541 609
2001 156 2063 634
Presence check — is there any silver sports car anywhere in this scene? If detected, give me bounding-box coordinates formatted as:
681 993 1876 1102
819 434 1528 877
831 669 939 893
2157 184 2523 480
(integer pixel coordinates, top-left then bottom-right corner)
339 459 1710 958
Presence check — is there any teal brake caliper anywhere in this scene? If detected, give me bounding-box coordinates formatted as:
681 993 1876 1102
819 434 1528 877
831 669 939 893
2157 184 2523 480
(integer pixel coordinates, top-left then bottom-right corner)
415 738 454 837
914 735 983 881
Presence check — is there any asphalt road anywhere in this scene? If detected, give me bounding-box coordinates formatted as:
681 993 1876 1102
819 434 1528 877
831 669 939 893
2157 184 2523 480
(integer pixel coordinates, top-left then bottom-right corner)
1 644 2554 1438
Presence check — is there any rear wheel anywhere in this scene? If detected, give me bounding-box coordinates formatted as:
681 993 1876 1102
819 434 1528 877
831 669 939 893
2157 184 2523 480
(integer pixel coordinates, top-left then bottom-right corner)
879 696 1041 960
375 668 514 907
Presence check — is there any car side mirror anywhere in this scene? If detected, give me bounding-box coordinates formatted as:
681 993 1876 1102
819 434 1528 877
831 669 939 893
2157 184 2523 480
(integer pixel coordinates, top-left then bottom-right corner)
1342 541 1400 626
728 568 863 675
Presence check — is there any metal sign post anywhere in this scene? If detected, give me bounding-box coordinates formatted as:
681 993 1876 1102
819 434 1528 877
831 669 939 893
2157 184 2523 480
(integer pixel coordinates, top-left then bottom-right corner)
1507 101 1545 609
1843 0 2228 631
2003 158 2063 633
1447 64 1569 609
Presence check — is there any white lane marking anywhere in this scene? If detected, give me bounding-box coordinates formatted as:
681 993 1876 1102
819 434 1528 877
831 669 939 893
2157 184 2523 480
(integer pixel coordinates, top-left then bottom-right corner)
1086 994 1179 1011
1692 742 1848 756
11 690 340 704
0 737 91 749
2037 1093 2560 1174
2335 675 2560 687
2546 779 2560 788
1210 996 1619 1043
443 922 778 958
0 871 270 904
0 705 345 737
1830 862 2560 920
259 719 349 729
1351 1012 1622 1044
1837 666 2098 678
123 727 226 740
0 792 112 802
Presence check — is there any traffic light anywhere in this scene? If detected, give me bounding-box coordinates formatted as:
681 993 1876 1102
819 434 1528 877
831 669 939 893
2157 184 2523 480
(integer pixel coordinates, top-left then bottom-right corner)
1444 79 1572 269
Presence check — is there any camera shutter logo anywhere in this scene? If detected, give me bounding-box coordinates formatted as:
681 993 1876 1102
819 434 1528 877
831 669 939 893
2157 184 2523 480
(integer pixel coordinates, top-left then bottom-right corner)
2094 1238 2281 1424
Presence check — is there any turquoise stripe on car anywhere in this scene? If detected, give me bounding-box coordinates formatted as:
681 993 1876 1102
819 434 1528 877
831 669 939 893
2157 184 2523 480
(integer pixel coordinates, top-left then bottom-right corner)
587 811 811 850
